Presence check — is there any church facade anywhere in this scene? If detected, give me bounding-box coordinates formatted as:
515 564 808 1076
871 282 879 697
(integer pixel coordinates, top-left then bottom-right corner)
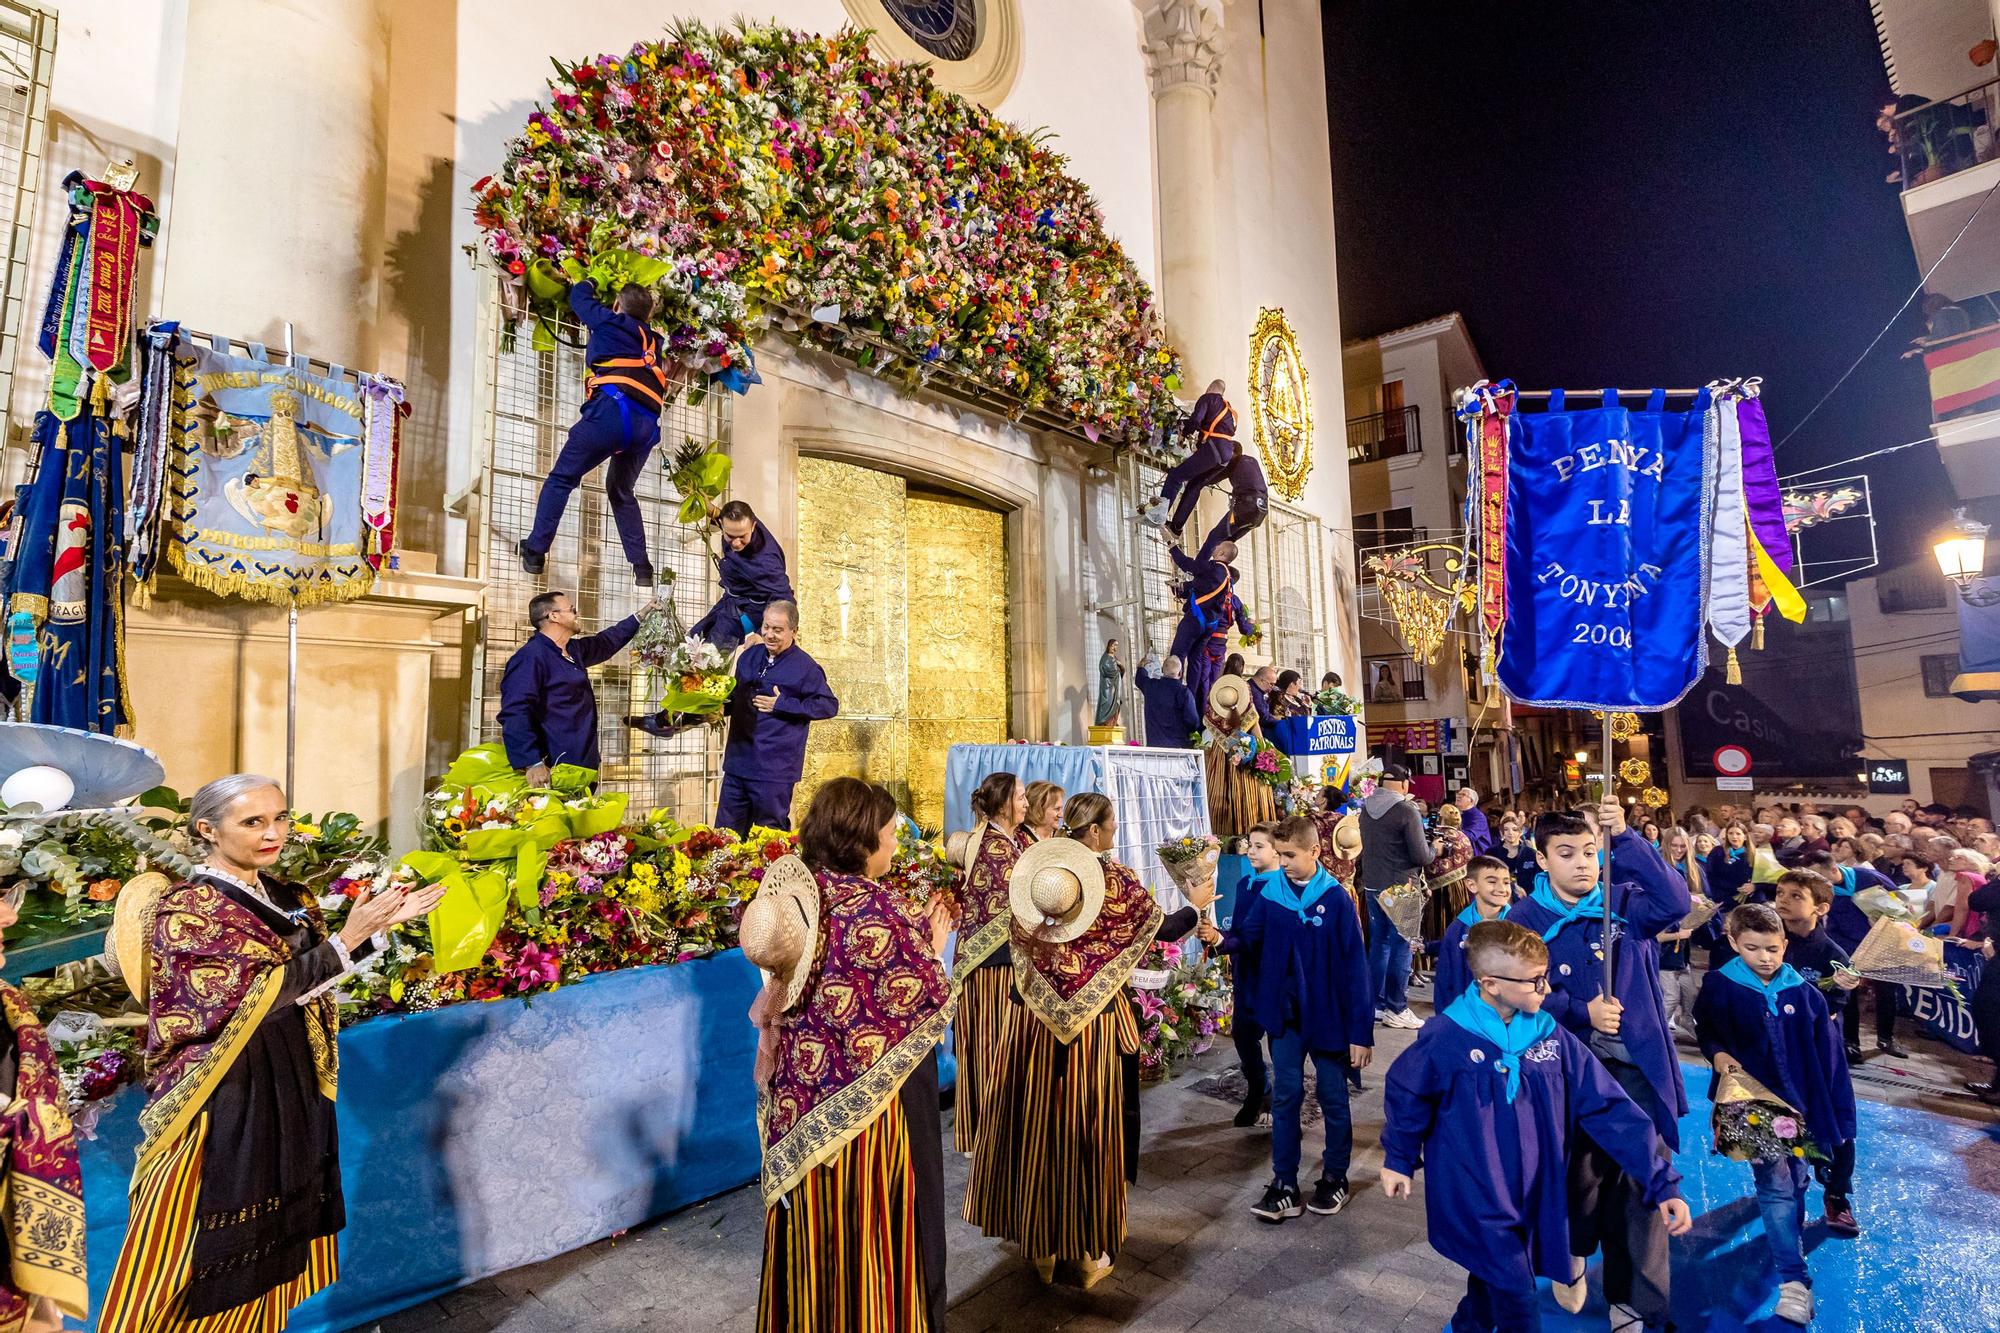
7 0 1356 840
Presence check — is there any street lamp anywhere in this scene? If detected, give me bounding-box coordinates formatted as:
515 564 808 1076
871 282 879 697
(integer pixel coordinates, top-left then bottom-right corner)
1933 508 1988 589
1574 750 1588 763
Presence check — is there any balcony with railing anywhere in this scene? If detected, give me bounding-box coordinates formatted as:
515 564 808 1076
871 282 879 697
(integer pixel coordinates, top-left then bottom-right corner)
1891 77 2000 302
1347 404 1421 465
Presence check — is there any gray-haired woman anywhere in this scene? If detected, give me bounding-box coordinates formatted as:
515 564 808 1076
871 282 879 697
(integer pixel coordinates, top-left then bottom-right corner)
101 775 440 1331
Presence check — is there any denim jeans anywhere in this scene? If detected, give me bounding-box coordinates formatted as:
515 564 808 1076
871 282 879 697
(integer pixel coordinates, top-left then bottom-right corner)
1365 891 1410 1012
1451 1272 1540 1332
1233 1004 1268 1099
1267 1027 1352 1186
1752 1155 1811 1285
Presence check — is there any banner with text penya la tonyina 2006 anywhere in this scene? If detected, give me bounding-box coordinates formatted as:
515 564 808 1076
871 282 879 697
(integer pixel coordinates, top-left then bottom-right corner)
1498 387 1713 711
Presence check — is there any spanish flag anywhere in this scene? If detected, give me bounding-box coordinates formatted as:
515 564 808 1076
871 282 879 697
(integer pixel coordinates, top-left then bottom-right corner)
1924 325 2000 416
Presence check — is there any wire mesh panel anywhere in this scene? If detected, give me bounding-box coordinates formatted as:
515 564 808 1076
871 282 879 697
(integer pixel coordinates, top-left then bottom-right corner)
0 4 52 448
1258 501 1324 680
476 304 726 823
1110 455 1185 745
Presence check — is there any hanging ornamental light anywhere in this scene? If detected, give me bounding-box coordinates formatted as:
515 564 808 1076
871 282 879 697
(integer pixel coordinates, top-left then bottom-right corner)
1619 757 1652 787
1367 543 1472 665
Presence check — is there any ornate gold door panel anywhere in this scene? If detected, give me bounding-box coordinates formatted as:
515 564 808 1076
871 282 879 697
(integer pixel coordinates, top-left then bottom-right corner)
906 493 1009 828
795 459 1009 828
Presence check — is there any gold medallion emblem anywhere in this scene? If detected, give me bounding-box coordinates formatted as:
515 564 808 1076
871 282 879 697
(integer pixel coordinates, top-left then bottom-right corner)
1247 307 1313 500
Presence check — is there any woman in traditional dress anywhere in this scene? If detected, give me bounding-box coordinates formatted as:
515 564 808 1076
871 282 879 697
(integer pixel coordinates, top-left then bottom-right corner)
0 887 88 1333
1202 675 1277 836
101 775 440 1333
1018 781 1065 849
747 778 956 1332
1095 639 1125 728
951 771 1027 1154
964 793 1209 1289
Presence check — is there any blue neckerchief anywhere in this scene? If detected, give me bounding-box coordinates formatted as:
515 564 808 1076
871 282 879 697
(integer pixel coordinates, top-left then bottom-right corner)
1833 866 1857 898
1726 847 1747 863
1262 866 1336 925
1443 990 1557 1103
1720 956 1807 1014
1456 901 1508 928
1528 878 1623 943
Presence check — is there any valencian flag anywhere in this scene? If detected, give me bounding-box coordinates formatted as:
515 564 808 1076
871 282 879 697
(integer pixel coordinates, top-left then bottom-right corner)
4 165 155 733
1460 382 1805 713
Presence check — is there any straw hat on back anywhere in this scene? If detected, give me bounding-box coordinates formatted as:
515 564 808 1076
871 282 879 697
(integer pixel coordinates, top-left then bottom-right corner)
1007 837 1107 944
1208 674 1252 720
110 871 172 1004
738 854 821 1011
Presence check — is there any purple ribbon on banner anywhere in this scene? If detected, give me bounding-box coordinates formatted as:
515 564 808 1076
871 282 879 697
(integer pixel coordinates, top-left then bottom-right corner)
1736 397 1791 575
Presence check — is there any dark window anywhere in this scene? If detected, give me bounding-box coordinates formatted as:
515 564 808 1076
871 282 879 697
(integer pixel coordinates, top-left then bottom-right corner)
1877 569 1949 614
1355 506 1417 552
1922 653 1961 698
883 0 979 60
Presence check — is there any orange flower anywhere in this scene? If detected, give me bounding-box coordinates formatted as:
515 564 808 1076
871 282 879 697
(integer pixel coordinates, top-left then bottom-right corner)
87 878 121 902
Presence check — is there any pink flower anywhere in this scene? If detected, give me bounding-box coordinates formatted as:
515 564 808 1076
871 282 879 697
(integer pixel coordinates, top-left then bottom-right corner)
511 942 561 988
1772 1116 1799 1140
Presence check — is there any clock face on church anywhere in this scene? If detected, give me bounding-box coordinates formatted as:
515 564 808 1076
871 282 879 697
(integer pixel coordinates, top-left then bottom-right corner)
844 0 1021 104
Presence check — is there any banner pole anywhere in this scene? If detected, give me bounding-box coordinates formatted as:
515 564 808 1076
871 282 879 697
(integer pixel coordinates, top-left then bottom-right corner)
283 321 299 803
1601 712 1615 1000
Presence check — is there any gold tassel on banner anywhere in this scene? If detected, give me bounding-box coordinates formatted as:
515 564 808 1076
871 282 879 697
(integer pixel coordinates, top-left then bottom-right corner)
1751 617 1765 652
1726 646 1741 685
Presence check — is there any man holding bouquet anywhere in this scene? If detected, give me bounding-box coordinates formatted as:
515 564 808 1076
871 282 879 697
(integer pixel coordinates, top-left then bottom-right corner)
715 600 839 835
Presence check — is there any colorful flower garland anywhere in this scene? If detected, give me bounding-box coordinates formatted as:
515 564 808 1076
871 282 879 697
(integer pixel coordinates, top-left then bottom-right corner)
473 21 1184 441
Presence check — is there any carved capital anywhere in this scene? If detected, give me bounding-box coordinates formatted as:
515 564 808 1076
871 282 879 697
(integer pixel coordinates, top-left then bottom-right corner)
1138 0 1224 98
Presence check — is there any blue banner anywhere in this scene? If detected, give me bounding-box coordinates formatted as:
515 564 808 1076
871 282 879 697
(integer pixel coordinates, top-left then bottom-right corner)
1271 714 1357 758
1499 389 1712 711
1952 576 2000 700
1909 942 1984 1054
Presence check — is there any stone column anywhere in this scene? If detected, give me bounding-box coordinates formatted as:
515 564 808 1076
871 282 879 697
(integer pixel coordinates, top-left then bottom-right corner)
164 0 389 368
1139 0 1227 388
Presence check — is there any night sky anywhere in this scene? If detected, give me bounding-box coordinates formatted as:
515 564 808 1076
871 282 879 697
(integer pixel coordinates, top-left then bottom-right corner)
1323 0 1952 572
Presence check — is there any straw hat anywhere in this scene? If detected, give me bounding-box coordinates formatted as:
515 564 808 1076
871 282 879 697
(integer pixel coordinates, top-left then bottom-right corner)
738 854 820 1010
944 827 975 870
110 871 172 1003
1008 837 1106 944
1332 813 1361 859
1208 674 1252 719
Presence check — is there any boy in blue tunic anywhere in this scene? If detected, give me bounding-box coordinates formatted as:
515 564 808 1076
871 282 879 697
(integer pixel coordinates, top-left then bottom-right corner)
1772 872 1865 1240
1798 848 1908 1062
1694 903 1857 1327
1505 803 1688 1330
1212 823 1281 1127
1233 815 1373 1222
1433 855 1517 1008
1383 921 1692 1333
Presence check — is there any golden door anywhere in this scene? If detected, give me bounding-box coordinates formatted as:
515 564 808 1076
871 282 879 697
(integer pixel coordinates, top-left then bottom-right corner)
794 457 1009 829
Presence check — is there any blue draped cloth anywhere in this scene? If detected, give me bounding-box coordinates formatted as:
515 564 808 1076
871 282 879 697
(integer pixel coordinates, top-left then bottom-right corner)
79 952 951 1331
1499 389 1712 711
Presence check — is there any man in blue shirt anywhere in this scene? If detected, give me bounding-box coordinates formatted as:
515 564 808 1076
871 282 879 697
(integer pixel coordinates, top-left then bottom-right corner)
1134 651 1200 748
1248 664 1280 733
690 500 794 651
716 600 840 834
519 281 670 586
496 590 642 786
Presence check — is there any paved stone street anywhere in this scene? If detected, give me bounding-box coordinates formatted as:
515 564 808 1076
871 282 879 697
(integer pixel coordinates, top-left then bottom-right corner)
361 995 1994 1333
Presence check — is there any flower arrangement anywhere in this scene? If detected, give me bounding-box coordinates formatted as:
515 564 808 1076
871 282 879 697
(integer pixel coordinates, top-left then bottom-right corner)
1130 937 1229 1083
1211 731 1294 790
1312 686 1358 716
1155 834 1220 895
1276 779 1322 817
473 21 1184 442
880 819 956 918
1713 1096 1825 1165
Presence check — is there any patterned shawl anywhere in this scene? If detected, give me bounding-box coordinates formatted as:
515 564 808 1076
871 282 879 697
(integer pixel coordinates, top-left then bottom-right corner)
953 823 1022 980
758 872 956 1207
136 877 340 1185
1312 809 1356 885
0 985 86 1331
1014 856 1164 1044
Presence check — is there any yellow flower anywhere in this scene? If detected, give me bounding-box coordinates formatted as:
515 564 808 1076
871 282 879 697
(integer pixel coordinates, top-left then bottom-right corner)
293 821 321 842
1746 1114 1759 1125
1792 1147 1806 1158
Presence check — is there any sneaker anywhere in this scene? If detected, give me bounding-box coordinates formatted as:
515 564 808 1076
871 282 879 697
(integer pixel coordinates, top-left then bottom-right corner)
1553 1257 1588 1314
517 540 546 575
1251 1180 1302 1223
1844 1042 1864 1062
626 712 689 739
1966 1080 1999 1096
1774 1280 1814 1325
1407 972 1431 991
1608 1303 1645 1332
1877 1038 1909 1058
1822 1197 1860 1238
633 564 655 588
1307 1177 1350 1215
1383 1008 1424 1030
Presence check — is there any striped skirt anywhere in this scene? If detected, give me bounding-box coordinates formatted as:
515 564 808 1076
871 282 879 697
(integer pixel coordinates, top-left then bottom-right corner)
962 995 1136 1262
99 1114 339 1333
758 1098 932 1332
951 963 1011 1154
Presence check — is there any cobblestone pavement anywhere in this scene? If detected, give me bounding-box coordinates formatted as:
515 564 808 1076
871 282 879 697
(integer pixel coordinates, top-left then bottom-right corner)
360 988 1995 1333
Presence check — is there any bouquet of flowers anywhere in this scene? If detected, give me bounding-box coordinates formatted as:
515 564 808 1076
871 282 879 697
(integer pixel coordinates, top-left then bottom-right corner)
1215 732 1294 790
1156 834 1220 895
650 633 737 718
48 1016 141 1140
1130 938 1230 1083
1378 879 1431 946
1312 686 1358 716
1711 1068 1825 1164
1276 780 1322 817
880 819 957 919
1676 894 1721 934
1848 916 1955 991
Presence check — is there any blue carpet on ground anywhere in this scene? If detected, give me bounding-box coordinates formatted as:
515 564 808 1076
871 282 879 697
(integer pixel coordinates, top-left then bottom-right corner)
1538 1064 2000 1332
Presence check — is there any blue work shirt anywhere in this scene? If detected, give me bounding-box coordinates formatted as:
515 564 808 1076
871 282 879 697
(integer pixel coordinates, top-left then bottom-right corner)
719 523 795 612
1135 664 1200 748
1504 829 1691 1149
496 617 640 771
1383 1015 1679 1291
721 643 840 786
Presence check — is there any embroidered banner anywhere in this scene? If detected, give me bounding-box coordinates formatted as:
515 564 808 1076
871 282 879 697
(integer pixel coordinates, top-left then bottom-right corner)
1477 388 1513 637
165 338 375 606
1498 388 1713 712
